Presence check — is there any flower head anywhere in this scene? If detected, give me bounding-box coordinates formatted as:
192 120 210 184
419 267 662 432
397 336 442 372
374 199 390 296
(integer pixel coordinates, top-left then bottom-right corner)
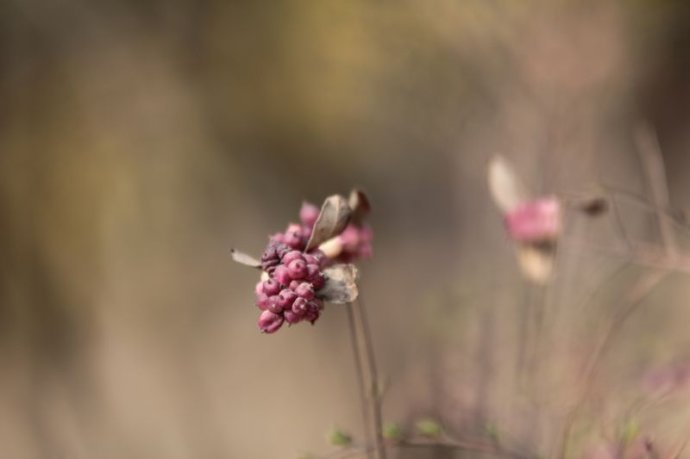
488 155 562 283
232 189 370 334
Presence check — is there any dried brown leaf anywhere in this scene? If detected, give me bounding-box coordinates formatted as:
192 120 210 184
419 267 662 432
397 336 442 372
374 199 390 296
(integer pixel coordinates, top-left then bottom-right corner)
230 249 262 269
348 189 371 225
305 194 351 252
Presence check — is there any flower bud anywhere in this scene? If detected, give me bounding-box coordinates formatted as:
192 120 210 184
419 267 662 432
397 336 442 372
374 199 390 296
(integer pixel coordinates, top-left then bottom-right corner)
287 259 308 280
277 289 297 309
308 299 323 312
284 309 302 324
261 241 290 272
274 265 292 286
294 282 315 300
304 309 320 324
262 278 281 296
258 310 284 333
336 224 373 262
255 293 270 310
303 253 320 265
292 297 309 314
300 202 320 228
282 250 304 265
306 264 325 289
267 295 284 314
283 224 305 249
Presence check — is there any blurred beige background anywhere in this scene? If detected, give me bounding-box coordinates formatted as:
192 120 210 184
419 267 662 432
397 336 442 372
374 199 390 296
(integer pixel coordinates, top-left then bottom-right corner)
1 1 690 457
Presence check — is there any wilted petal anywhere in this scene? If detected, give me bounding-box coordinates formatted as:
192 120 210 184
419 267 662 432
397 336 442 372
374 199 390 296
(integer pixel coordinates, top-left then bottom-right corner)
517 245 555 284
488 155 530 213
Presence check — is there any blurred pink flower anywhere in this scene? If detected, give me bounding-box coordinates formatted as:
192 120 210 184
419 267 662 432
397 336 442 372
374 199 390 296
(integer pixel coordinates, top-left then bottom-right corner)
504 196 562 243
335 224 374 262
488 156 562 283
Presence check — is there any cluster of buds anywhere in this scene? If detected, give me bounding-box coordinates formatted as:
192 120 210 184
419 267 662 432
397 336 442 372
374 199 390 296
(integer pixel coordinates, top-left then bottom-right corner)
267 202 319 252
232 189 371 334
256 243 326 332
268 200 374 265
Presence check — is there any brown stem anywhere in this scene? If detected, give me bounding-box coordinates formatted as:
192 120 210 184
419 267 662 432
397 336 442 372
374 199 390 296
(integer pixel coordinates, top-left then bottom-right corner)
345 303 373 459
353 296 386 459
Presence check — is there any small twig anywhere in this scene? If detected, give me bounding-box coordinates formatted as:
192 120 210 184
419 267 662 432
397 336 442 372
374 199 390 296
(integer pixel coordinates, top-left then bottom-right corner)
346 303 373 459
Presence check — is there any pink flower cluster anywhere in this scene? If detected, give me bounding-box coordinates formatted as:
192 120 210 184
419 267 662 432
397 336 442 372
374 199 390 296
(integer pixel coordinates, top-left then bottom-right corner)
250 197 373 334
269 202 373 264
268 202 320 252
256 243 325 333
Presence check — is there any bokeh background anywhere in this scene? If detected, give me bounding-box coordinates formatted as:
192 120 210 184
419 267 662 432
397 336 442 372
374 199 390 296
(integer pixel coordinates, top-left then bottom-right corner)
1 0 690 458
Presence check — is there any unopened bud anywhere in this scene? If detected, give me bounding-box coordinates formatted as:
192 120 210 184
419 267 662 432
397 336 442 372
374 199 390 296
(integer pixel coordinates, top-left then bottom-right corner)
258 310 284 334
274 265 292 286
282 250 304 265
300 202 320 228
266 296 284 314
284 309 302 324
292 297 309 314
295 282 315 300
277 289 297 309
262 278 281 296
287 259 308 280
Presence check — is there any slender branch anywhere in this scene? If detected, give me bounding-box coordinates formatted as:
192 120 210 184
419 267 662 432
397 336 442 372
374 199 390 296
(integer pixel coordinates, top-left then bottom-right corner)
635 123 677 256
353 296 386 459
346 303 373 459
